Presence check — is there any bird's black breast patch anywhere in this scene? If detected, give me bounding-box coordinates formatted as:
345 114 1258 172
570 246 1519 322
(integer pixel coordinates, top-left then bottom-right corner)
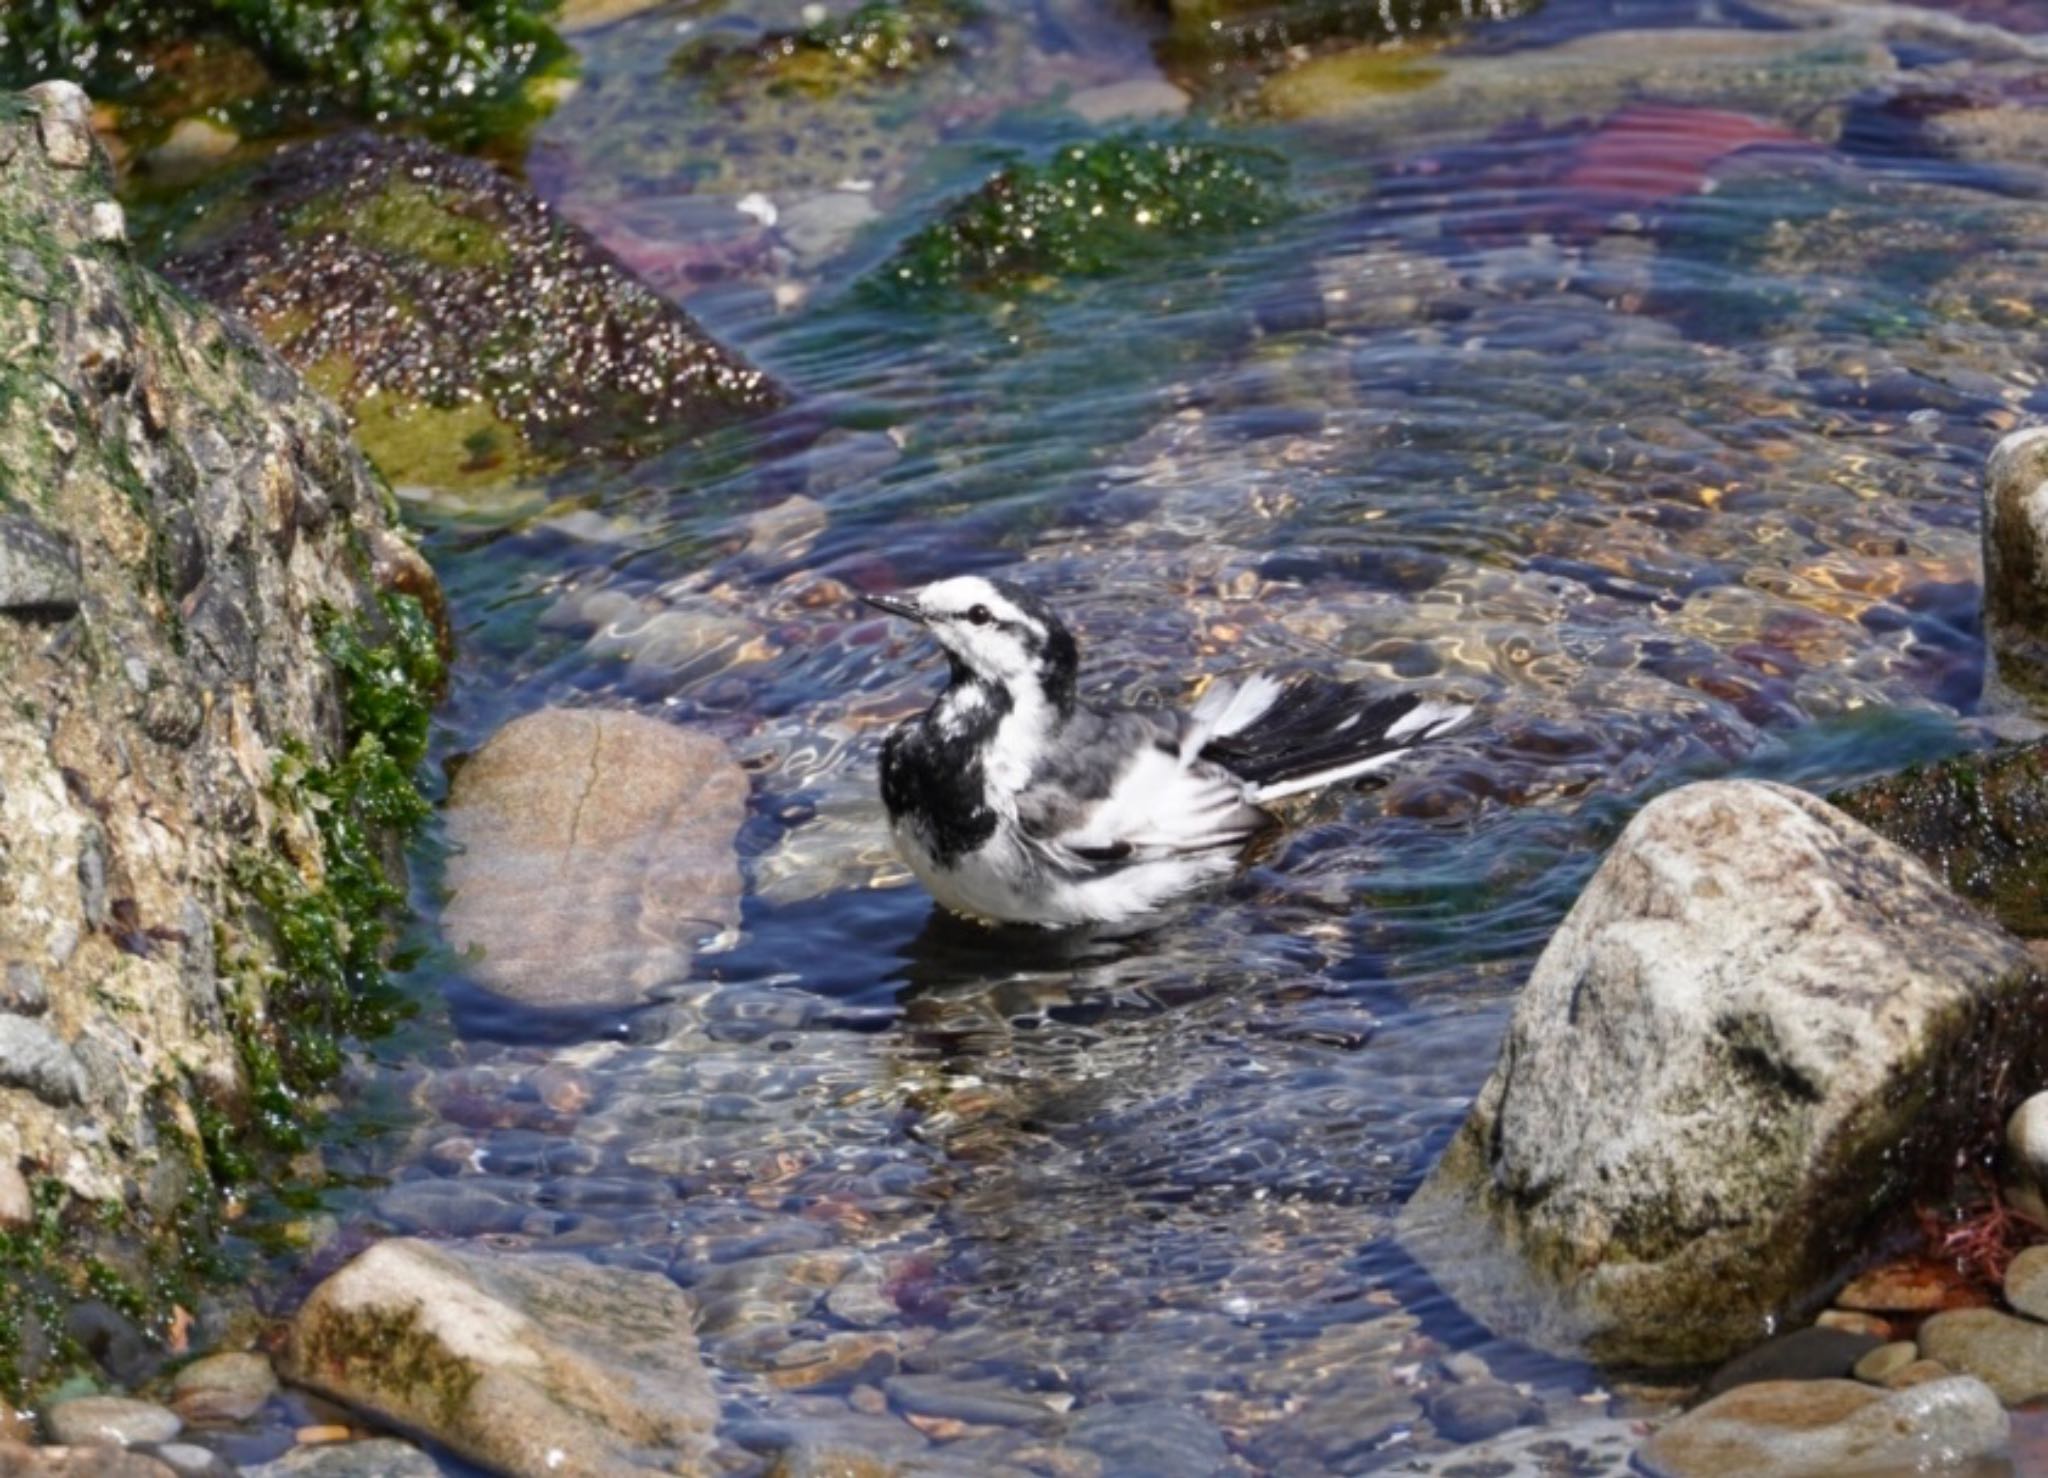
879 684 1009 865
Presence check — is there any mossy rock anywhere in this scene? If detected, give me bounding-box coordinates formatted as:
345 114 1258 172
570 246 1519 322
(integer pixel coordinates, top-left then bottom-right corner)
873 133 1294 296
161 131 785 490
0 0 570 147
670 0 979 99
1831 743 2048 939
1156 0 1539 84
0 84 443 1401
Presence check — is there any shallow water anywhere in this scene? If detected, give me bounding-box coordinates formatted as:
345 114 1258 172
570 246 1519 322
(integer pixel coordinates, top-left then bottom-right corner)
292 0 2048 1469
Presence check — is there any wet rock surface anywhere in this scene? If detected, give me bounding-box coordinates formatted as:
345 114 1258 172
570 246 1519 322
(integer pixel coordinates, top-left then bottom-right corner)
441 707 748 1008
1638 1376 2009 1477
1833 740 2048 938
162 132 784 490
1403 779 2045 1366
1984 426 2048 702
284 1237 717 1478
1916 1308 2048 1406
0 79 435 1394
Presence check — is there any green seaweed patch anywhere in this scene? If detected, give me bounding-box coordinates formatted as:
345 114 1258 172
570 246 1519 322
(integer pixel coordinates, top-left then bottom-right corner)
0 0 571 146
875 134 1294 296
211 592 440 1183
670 0 978 98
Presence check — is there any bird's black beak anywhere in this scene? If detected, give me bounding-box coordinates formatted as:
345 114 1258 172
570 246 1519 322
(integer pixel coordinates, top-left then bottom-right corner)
862 592 927 625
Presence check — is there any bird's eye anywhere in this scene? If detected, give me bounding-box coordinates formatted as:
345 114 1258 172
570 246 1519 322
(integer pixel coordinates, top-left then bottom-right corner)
966 605 993 626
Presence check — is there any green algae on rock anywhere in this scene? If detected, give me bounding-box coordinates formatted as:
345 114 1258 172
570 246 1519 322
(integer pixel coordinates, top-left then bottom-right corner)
1832 743 2048 940
1158 0 1538 82
161 131 785 490
670 0 979 98
874 134 1293 296
0 0 570 145
0 82 442 1401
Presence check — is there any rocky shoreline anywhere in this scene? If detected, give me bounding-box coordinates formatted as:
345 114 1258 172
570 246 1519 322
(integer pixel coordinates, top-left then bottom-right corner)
12 0 2048 1472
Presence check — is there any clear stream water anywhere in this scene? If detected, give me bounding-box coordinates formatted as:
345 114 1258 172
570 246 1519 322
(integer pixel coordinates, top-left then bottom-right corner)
270 0 2048 1470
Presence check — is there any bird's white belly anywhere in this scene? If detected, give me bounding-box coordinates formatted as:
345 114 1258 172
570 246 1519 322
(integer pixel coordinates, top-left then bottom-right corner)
891 819 1234 928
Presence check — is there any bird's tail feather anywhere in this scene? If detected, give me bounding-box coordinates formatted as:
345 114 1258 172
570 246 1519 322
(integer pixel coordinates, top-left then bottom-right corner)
1198 677 1470 804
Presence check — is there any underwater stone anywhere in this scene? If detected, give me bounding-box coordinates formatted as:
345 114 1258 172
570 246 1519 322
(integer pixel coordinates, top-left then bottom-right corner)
441 708 748 1008
1636 1377 2007 1477
1402 779 2046 1368
284 1238 716 1478
1983 426 2048 706
2003 1245 2048 1324
1917 1309 2048 1406
43 1393 182 1447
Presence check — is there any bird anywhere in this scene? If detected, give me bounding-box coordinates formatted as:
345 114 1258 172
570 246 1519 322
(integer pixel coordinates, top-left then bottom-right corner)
864 574 1472 928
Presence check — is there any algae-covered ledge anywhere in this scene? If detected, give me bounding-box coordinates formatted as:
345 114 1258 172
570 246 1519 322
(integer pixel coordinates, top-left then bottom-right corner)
0 82 442 1402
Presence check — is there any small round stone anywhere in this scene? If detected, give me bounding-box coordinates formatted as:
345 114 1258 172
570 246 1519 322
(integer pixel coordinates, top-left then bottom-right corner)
1852 1342 1919 1385
44 1393 183 1447
1427 1380 1542 1442
2003 1244 2048 1323
170 1350 278 1424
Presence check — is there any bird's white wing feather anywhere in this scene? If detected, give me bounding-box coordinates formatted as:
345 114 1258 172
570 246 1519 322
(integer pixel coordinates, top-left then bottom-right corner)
1035 744 1263 867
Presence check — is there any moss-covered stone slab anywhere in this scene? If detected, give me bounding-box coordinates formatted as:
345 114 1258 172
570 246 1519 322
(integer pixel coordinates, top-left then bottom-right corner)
284 1238 716 1478
0 82 439 1398
1158 0 1539 79
1401 780 2048 1368
1831 741 2048 939
161 131 785 490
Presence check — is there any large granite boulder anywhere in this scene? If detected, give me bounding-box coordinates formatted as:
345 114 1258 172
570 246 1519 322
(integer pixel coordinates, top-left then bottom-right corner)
441 708 748 1008
0 82 438 1393
1401 779 2047 1367
284 1238 716 1478
1983 425 2048 705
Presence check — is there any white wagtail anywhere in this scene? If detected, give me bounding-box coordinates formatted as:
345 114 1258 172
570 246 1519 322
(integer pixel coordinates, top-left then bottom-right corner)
865 575 1472 928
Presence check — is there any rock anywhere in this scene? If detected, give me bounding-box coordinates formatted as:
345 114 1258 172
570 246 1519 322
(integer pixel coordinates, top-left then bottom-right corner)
1883 1359 1956 1391
149 1444 232 1478
1064 78 1190 125
164 133 783 491
1852 1342 1919 1385
1812 1310 1892 1340
168 1351 277 1424
1394 1417 1640 1476
0 1439 178 1475
0 84 439 1396
1916 1307 2048 1405
1985 426 2048 703
441 708 748 1007
1257 25 1892 135
883 1375 1066 1432
1835 1257 1989 1314
778 190 880 265
759 1332 900 1390
2009 1092 2048 1223
1705 1326 1883 1396
1425 1380 1542 1442
0 1162 29 1228
1069 1400 1231 1474
142 119 240 183
284 1237 716 1478
242 1438 444 1477
2006 1243 2048 1321
1637 1376 2007 1476
43 1395 182 1447
0 512 82 618
1833 743 2048 938
1402 779 2046 1367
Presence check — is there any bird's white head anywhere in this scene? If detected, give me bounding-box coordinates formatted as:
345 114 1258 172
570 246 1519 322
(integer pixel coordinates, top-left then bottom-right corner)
866 575 1078 707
